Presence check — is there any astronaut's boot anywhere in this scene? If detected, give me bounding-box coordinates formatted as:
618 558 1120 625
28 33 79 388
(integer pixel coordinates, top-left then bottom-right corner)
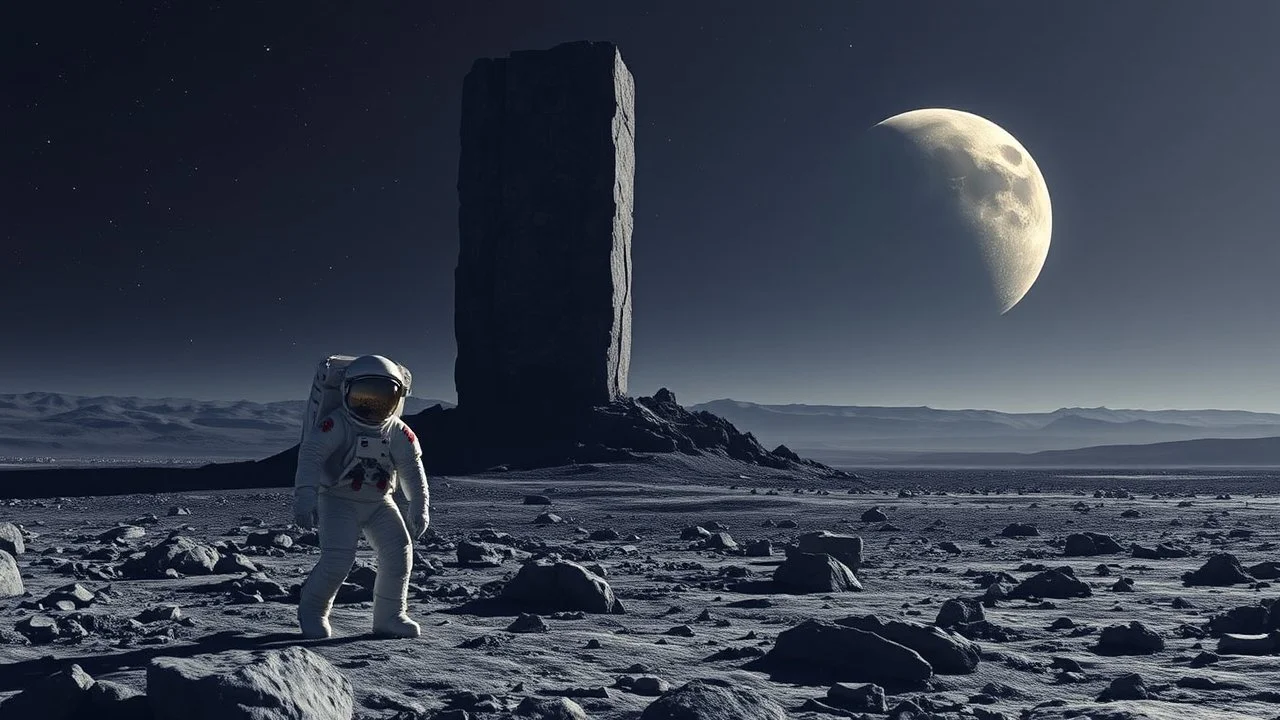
298 559 349 639
372 593 420 638
297 590 334 639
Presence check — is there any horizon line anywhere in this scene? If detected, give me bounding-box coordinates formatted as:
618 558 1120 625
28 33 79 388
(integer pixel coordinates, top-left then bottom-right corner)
3 388 1280 417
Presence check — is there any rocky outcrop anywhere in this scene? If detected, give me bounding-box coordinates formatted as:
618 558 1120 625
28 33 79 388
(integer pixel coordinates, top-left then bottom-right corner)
147 645 354 720
500 558 625 614
455 40 634 419
406 388 848 475
639 679 787 720
747 619 933 688
834 615 981 674
773 553 862 593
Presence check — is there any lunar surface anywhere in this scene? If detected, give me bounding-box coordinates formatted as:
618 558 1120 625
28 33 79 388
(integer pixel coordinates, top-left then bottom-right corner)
5 457 1280 719
849 108 1052 316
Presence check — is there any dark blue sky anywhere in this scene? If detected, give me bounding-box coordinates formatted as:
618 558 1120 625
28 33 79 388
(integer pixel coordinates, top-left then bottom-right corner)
5 2 1280 412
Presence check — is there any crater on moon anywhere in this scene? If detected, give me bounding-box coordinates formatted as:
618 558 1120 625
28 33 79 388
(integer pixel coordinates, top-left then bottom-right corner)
845 108 1053 316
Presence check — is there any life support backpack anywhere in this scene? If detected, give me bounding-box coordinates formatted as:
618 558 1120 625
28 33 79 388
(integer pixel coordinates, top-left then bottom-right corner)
299 354 414 446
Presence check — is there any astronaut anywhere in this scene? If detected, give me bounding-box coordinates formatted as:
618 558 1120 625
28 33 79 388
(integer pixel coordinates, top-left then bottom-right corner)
292 354 430 639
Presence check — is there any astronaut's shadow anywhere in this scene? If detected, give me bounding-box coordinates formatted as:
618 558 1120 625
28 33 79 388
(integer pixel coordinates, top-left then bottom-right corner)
0 629 366 693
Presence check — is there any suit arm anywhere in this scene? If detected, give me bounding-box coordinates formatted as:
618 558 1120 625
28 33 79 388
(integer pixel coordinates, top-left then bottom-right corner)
391 421 429 522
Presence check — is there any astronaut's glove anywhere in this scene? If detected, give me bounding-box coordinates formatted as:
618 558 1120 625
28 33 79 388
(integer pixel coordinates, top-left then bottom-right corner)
407 511 429 542
293 487 318 529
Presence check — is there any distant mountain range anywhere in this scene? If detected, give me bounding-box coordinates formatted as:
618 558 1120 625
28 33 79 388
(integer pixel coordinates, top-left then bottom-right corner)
0 392 453 461
3 392 1279 468
905 436 1280 468
687 400 1280 461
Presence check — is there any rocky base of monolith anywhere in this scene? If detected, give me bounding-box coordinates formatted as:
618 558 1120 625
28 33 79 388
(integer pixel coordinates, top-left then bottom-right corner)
406 388 847 477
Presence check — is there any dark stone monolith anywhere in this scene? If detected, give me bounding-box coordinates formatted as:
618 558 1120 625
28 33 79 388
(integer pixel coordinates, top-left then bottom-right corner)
455 40 634 420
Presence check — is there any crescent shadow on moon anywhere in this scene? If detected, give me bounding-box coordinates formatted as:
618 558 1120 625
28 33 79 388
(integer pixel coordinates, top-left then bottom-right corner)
837 109 1052 319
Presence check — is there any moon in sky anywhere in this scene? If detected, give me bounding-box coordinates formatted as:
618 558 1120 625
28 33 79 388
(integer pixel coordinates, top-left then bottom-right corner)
847 108 1053 316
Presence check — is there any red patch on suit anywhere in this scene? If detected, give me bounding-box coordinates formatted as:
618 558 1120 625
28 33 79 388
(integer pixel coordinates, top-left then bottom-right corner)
320 418 334 433
402 426 416 444
376 478 388 491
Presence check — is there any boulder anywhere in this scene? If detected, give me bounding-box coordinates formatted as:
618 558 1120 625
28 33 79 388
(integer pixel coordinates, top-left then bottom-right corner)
1218 633 1277 655
1183 553 1255 586
147 645 354 720
705 532 737 551
0 522 26 556
1007 567 1092 600
500 559 624 614
935 598 984 628
1096 621 1164 655
0 549 22 597
681 526 712 540
999 523 1039 537
639 678 787 720
774 553 862 594
98 525 146 543
796 531 863 571
515 696 589 719
826 682 887 713
746 619 933 688
457 541 509 567
1063 532 1122 556
120 536 219 579
860 508 887 523
835 615 980 674
0 663 95 720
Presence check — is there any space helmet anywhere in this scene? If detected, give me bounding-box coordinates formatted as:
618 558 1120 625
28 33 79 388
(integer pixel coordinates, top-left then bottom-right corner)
342 354 406 426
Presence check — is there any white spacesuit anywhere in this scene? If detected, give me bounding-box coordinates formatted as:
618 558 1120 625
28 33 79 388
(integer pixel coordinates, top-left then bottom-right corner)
293 354 430 639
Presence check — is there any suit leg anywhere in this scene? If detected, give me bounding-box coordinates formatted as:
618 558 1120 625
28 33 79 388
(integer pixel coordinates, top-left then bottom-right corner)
363 495 419 638
298 492 360 638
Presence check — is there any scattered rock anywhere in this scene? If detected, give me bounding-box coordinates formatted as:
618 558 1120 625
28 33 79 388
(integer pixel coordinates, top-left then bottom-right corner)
705 532 737 551
639 678 787 720
500 559 624 614
1007 566 1092 600
826 682 887 713
1000 523 1038 538
98 525 146 543
0 522 24 556
773 553 862 594
507 613 550 633
935 598 984 628
523 495 553 505
119 536 220 579
1218 633 1277 655
0 549 22 597
137 604 182 623
147 645 354 720
681 526 712 541
0 663 96 719
747 619 933 688
1183 553 1255 586
796 531 863 571
1064 532 1122 556
835 615 980 674
1097 672 1150 701
515 696 589 719
1096 621 1164 655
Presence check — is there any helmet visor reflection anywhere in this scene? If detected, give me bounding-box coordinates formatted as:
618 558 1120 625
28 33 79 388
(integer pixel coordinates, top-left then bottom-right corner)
345 376 401 424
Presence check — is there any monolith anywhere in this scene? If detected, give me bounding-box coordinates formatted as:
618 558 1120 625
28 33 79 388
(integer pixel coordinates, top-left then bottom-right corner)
455 40 635 419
